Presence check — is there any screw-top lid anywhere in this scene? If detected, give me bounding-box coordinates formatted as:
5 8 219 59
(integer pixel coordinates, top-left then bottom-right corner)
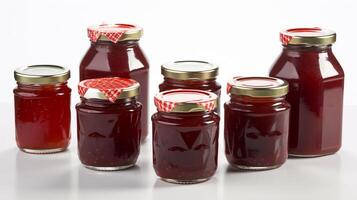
227 76 288 98
14 65 70 85
87 23 143 43
78 77 139 102
154 89 217 113
161 60 219 81
280 27 336 46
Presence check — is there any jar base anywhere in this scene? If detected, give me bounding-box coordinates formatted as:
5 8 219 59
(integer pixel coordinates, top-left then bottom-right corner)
289 152 335 158
20 147 67 154
84 164 135 171
161 178 209 184
231 163 281 170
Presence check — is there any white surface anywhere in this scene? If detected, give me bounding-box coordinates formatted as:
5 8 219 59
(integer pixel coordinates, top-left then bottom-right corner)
1 0 357 199
0 103 356 200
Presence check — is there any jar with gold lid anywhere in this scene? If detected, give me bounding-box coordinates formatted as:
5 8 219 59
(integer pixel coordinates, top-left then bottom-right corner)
159 60 221 113
225 76 290 170
14 65 71 154
270 27 344 157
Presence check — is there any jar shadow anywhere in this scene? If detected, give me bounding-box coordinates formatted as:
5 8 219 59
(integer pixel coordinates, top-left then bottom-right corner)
15 149 74 199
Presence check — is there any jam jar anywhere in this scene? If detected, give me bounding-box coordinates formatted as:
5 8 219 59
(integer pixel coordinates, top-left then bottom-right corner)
225 77 290 170
152 89 220 184
159 61 221 113
269 28 344 157
80 23 149 142
14 65 71 154
76 77 142 171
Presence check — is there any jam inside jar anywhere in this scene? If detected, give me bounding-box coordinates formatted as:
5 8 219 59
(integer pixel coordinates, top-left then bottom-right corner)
159 61 221 113
269 28 344 157
76 77 142 171
152 89 220 184
224 77 290 170
80 24 149 142
14 65 71 154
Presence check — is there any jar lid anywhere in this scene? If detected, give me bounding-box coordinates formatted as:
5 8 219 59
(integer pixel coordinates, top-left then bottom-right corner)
161 60 219 80
78 77 139 102
227 76 288 98
14 65 70 84
154 89 217 113
280 27 336 46
87 23 143 43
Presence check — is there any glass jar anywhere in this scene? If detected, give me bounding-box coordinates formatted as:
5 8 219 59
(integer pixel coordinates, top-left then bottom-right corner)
159 61 221 113
152 89 220 184
80 23 149 142
225 77 290 170
76 77 142 171
269 28 344 157
14 65 71 154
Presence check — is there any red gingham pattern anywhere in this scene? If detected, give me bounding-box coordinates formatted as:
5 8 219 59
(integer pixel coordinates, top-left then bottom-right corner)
154 89 217 112
280 32 292 45
78 77 137 102
87 24 136 43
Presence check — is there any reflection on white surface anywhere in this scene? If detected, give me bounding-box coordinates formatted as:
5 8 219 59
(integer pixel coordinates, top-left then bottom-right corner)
0 105 357 199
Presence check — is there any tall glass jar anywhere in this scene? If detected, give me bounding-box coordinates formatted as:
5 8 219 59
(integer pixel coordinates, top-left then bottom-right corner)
225 77 290 170
80 23 149 142
270 28 344 157
152 89 220 184
76 77 142 171
14 65 71 154
159 61 221 113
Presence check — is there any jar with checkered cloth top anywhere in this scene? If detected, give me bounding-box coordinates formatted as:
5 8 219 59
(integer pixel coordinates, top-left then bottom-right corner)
152 89 220 184
76 77 142 171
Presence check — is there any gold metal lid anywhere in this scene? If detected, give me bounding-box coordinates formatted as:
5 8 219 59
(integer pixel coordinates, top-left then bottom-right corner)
161 60 219 81
227 76 288 98
280 27 336 46
14 65 70 84
78 77 139 102
154 89 217 113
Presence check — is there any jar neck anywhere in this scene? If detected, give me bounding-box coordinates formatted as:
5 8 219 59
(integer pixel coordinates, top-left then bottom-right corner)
157 110 213 117
164 77 217 85
17 82 68 90
283 44 332 53
230 95 285 104
80 97 137 108
91 40 139 50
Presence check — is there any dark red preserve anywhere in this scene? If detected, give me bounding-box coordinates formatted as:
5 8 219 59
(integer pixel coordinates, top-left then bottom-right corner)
270 28 344 157
152 89 219 184
159 61 221 113
225 77 290 170
76 77 142 171
14 65 71 154
80 23 149 142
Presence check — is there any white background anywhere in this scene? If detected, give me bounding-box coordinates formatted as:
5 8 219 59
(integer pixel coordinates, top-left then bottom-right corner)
1 0 357 199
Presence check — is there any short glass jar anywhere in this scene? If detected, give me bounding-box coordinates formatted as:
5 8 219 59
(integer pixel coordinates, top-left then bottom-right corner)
152 89 220 184
224 77 290 170
14 65 71 154
270 28 344 157
76 77 142 171
159 61 221 113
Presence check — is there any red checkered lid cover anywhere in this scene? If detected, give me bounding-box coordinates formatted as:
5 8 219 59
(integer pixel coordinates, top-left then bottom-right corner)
154 89 217 113
78 77 139 102
280 27 336 45
87 23 142 43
